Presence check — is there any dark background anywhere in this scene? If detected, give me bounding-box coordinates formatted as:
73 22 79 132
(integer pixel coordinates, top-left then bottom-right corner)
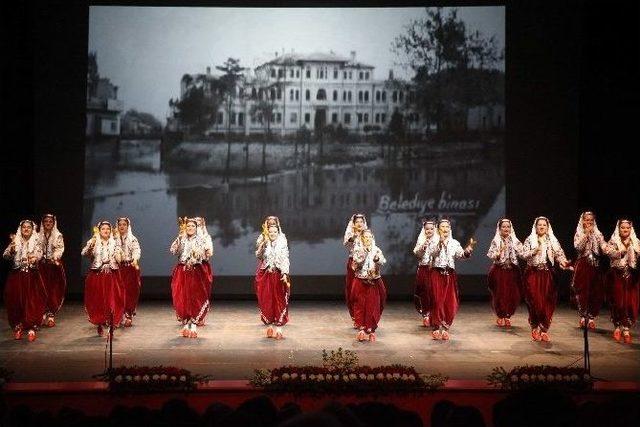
2 1 638 300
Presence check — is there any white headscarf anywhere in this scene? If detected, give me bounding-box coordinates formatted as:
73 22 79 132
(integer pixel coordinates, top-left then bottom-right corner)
257 215 287 247
194 216 210 237
435 218 454 242
526 216 563 266
193 216 214 257
38 214 61 248
574 211 604 255
609 219 640 269
416 219 436 247
94 220 117 255
260 223 290 275
343 213 367 245
115 217 134 241
173 218 207 263
13 219 40 260
489 218 521 265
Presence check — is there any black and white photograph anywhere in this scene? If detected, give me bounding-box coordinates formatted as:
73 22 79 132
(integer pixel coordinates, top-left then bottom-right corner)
85 6 505 276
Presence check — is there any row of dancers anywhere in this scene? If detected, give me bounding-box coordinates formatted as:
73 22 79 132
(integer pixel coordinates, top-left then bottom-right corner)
3 212 639 344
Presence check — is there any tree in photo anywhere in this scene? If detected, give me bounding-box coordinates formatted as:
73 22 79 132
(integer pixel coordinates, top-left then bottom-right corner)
392 7 504 134
122 109 162 136
169 73 222 136
216 58 246 137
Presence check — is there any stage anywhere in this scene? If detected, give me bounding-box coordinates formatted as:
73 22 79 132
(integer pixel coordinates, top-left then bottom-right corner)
2 301 639 383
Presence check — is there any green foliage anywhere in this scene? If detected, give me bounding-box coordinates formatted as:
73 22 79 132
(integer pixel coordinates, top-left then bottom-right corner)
322 347 359 371
487 365 594 392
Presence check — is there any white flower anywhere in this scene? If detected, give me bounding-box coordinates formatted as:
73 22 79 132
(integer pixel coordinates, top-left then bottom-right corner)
408 375 415 381
142 375 150 382
563 375 570 381
393 373 400 379
282 373 290 381
179 375 187 382
555 374 563 381
520 374 529 382
301 374 307 380
170 376 177 381
546 374 555 382
291 373 298 380
342 375 349 382
510 375 519 382
326 375 333 382
125 375 132 382
114 375 123 383
359 373 366 380
160 374 167 381
402 374 409 381
317 374 325 381
333 374 340 381
386 373 393 380
134 375 141 382
350 373 358 380
309 374 316 380
570 374 579 381
537 374 546 382
368 374 375 381
152 374 160 381
376 373 384 380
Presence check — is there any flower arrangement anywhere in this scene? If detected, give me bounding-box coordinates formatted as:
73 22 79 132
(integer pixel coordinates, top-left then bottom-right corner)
95 366 212 393
487 365 593 392
322 347 359 371
251 348 447 395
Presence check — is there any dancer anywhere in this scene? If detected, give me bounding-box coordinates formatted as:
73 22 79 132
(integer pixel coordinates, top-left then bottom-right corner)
413 219 436 327
170 217 210 338
343 213 367 328
114 217 141 327
604 219 639 344
255 218 291 339
521 216 571 342
352 229 387 342
195 217 214 326
3 219 47 341
425 219 475 340
572 212 607 329
486 218 522 328
81 221 125 336
38 213 66 327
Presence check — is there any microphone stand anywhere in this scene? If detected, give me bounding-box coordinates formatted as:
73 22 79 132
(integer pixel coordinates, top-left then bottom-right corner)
108 312 114 381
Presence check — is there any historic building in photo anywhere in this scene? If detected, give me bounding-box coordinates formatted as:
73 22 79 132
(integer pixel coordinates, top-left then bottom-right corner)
86 52 123 138
169 51 426 136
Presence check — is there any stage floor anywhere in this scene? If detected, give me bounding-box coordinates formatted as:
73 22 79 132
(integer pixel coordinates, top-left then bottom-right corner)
1 301 639 383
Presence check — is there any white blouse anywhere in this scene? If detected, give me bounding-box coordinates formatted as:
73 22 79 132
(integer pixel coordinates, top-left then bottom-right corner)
256 238 290 275
521 235 567 268
40 232 64 261
352 245 386 280
3 236 42 270
426 238 468 270
170 235 207 265
81 237 121 270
